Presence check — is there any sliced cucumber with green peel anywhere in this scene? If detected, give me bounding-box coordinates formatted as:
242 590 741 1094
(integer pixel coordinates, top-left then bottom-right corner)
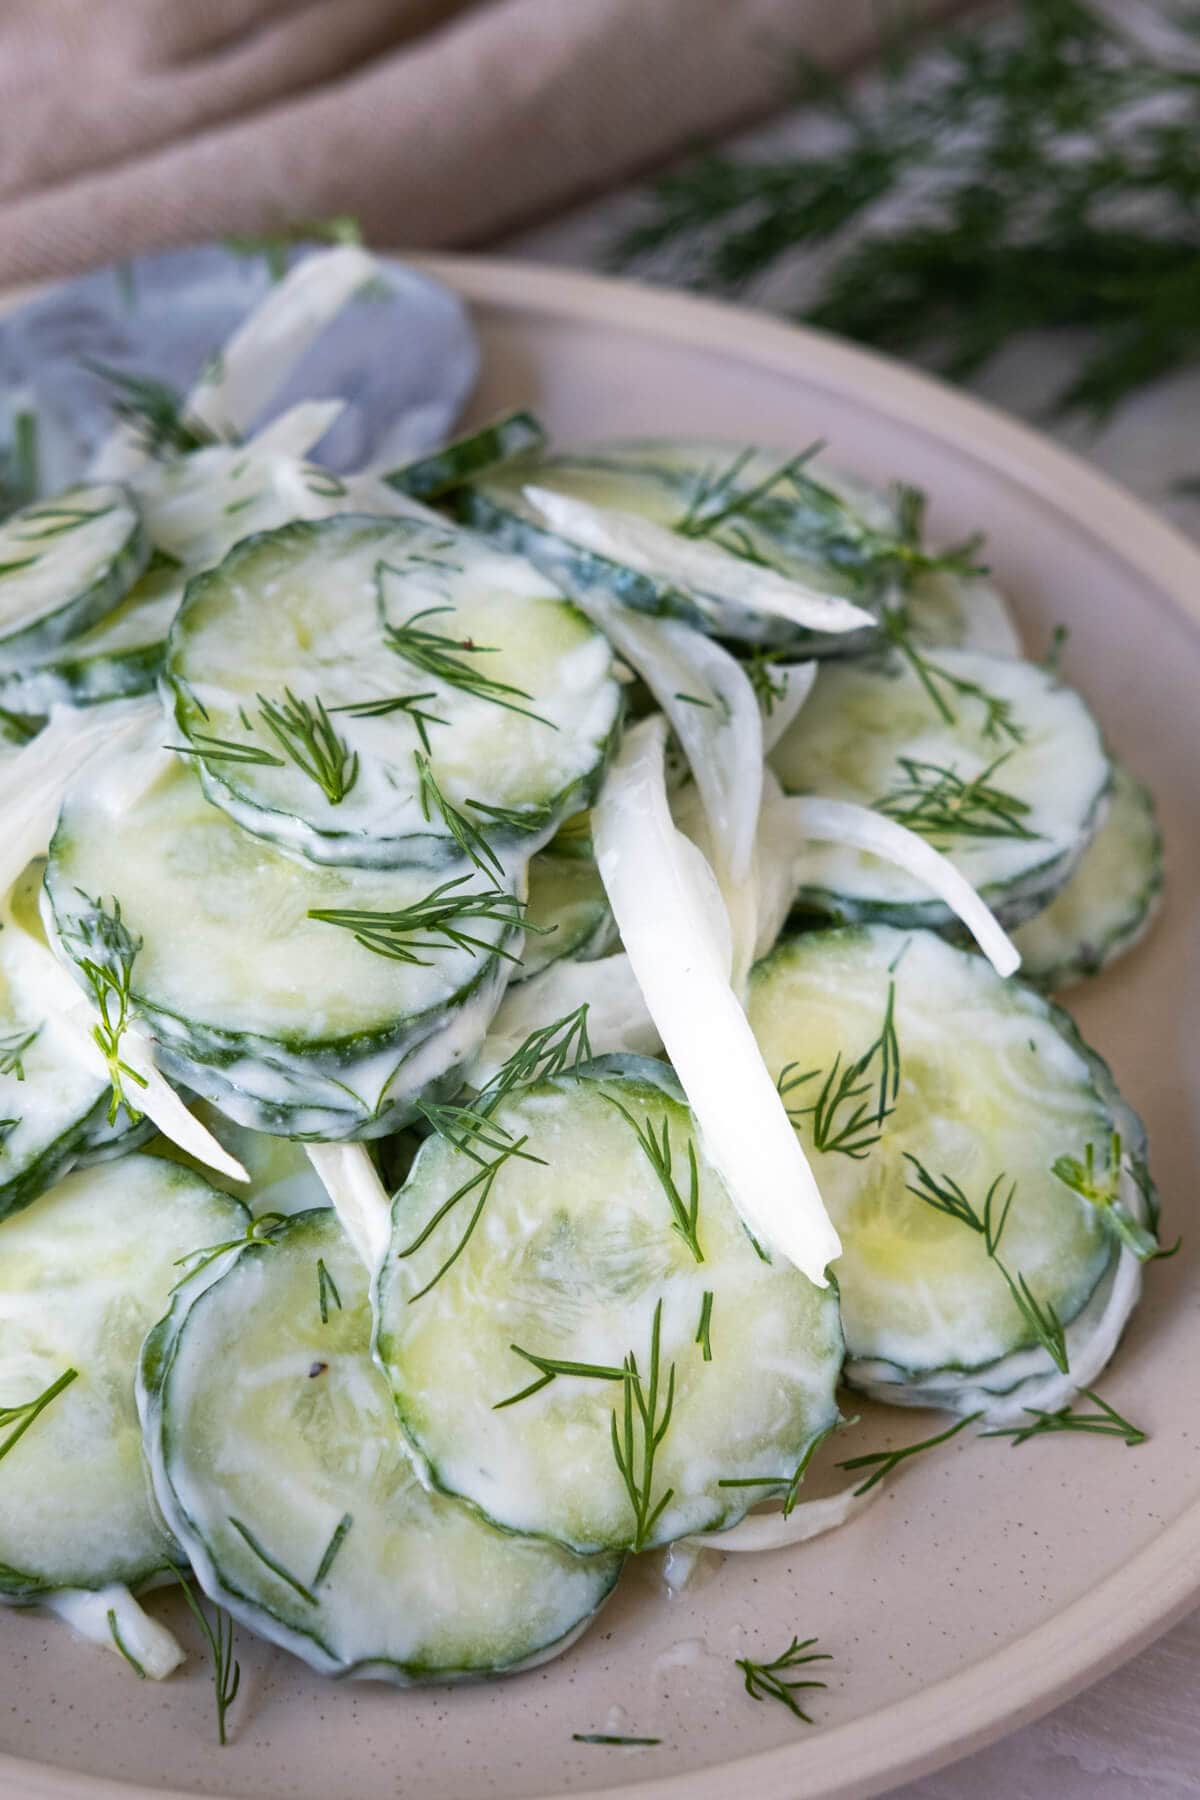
769 650 1110 928
747 926 1152 1413
0 483 149 671
385 410 547 502
375 1056 843 1556
0 1154 246 1600
1012 761 1163 990
0 908 120 1223
140 1207 620 1680
44 737 521 1139
517 852 616 980
468 441 1001 653
163 513 620 869
0 556 182 713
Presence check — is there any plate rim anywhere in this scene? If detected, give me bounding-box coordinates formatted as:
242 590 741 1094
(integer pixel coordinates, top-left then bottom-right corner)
3 253 1200 1800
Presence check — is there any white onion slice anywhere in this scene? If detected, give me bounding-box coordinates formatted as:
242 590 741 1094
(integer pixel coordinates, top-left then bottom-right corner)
472 953 662 1085
42 1584 185 1680
575 597 763 888
525 486 874 637
593 715 840 1286
0 701 158 899
306 1142 393 1274
779 794 1020 978
681 1481 880 1552
185 245 380 442
759 662 817 754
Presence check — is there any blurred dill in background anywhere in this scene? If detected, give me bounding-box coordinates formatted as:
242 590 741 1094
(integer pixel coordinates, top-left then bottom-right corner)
610 0 1200 423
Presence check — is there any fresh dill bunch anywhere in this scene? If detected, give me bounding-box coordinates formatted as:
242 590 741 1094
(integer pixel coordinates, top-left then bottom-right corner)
611 0 1200 419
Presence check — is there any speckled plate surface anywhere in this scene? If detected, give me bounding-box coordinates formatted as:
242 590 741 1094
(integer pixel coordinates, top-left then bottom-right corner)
3 259 1199 1800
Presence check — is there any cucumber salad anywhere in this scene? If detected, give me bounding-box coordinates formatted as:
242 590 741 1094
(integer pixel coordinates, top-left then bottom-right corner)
0 248 1168 1737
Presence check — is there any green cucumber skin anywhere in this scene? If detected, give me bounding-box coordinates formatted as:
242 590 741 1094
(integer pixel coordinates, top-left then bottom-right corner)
0 488 150 672
0 1092 112 1229
141 1210 622 1682
386 412 548 502
1 1159 248 1600
749 924 1156 1398
377 1058 844 1556
0 639 163 713
163 514 622 871
1013 766 1164 992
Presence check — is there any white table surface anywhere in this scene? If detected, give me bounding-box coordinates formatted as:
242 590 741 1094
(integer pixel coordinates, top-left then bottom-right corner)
501 126 1200 1797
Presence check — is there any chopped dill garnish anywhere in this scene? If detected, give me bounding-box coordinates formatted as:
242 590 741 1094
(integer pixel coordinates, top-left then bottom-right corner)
0 1366 78 1465
604 1098 704 1262
981 1388 1146 1448
778 974 899 1159
309 874 534 967
59 892 148 1125
874 753 1040 845
83 361 217 457
228 1516 318 1605
106 1610 147 1679
838 1411 981 1496
736 1634 832 1723
316 1257 342 1324
1051 1131 1161 1261
312 1512 354 1585
161 1567 241 1746
695 1289 714 1361
256 689 358 806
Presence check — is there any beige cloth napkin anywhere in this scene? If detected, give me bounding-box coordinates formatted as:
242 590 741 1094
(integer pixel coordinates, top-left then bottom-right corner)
0 0 961 286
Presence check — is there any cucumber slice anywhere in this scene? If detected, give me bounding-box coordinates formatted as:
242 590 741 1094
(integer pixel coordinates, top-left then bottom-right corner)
469 441 1004 653
164 514 620 868
44 739 521 1139
0 484 148 671
0 1154 246 1599
769 650 1110 927
0 908 119 1223
0 556 182 713
517 852 616 981
385 410 547 502
1012 761 1163 990
747 926 1148 1406
375 1056 844 1555
140 1208 620 1680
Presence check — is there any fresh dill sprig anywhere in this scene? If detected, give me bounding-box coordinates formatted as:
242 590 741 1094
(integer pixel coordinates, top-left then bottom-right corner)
675 445 820 539
778 975 900 1159
1051 1131 1161 1261
60 892 148 1125
981 1387 1146 1449
83 361 217 457
695 1289 714 1361
415 751 502 879
170 731 284 770
328 690 445 753
882 611 1024 743
316 1257 342 1324
13 501 116 544
838 1411 981 1496
744 648 789 716
0 410 38 516
106 1610 147 1679
736 1635 832 1723
493 1344 632 1411
379 568 555 727
718 1417 841 1516
172 1212 289 1288
905 1156 1069 1372
400 1006 593 1301
604 1098 704 1262
0 1024 37 1080
492 1298 677 1551
308 874 533 967
611 1297 677 1550
0 1366 78 1465
874 753 1040 845
400 1134 539 1304
229 1516 318 1605
573 1733 662 1747
256 690 358 806
312 1512 354 1585
465 795 560 835
162 1568 241 1746
611 1 1200 420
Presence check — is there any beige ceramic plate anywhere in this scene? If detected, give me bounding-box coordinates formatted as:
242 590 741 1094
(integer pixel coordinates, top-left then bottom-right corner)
3 259 1200 1800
